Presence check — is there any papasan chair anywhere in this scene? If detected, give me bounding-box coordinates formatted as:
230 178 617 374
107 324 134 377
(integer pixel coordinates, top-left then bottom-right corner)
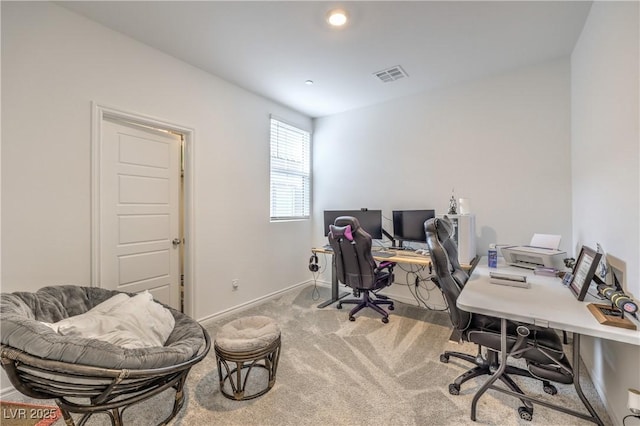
0 285 210 426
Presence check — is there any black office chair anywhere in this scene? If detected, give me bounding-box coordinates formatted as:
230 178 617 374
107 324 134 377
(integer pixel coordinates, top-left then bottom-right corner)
328 216 395 323
424 216 573 421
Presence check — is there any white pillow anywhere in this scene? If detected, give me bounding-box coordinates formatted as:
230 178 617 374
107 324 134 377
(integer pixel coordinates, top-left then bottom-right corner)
42 291 175 349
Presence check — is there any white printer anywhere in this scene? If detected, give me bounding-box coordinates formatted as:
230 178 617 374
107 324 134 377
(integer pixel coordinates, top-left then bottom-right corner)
501 246 566 270
501 233 566 270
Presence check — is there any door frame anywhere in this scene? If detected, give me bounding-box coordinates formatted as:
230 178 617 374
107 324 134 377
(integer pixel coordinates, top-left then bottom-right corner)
91 102 196 316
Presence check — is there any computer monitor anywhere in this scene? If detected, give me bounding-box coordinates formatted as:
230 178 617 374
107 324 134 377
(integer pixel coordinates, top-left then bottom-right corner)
392 210 436 245
323 210 383 239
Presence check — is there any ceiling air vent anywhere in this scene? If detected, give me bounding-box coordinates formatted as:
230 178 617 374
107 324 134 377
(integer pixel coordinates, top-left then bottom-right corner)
373 65 408 83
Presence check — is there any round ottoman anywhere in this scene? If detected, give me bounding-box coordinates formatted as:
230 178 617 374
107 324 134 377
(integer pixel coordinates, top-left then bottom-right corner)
214 316 281 401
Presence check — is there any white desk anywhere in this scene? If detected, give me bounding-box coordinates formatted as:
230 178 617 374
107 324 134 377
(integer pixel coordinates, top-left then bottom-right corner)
458 258 640 424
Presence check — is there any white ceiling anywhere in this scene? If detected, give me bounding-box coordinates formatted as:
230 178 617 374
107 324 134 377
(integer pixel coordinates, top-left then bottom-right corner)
58 1 592 118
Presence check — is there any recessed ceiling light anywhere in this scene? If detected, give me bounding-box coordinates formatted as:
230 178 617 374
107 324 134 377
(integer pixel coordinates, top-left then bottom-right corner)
305 80 314 85
327 9 348 27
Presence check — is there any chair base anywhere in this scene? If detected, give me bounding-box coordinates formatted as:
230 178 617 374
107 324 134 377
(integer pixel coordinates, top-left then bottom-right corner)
440 348 559 420
337 290 394 323
55 373 190 426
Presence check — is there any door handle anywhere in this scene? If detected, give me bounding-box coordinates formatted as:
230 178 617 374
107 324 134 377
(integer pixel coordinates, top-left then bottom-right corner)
172 238 182 247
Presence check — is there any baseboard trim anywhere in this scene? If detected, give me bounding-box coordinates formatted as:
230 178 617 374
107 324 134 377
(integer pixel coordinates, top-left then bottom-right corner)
198 280 313 326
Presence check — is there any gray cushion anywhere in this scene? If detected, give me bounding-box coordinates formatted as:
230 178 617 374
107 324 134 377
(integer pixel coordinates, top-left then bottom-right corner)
0 285 205 369
216 316 280 352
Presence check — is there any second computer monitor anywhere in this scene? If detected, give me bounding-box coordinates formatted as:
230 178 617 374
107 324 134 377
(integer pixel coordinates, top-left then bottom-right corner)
392 209 436 244
323 210 383 239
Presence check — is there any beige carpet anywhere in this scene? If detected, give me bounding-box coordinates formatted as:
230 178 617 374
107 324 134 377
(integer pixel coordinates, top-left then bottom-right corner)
5 284 612 425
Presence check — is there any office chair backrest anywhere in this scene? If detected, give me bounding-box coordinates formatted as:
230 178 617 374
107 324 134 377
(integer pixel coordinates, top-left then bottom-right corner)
439 216 469 287
425 217 472 331
328 216 377 290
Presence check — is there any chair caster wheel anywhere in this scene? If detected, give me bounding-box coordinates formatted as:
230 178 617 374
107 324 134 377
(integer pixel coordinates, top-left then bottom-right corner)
440 354 449 363
543 382 557 395
518 406 533 421
381 317 389 324
337 304 342 310
448 383 460 395
349 316 355 321
388 305 394 311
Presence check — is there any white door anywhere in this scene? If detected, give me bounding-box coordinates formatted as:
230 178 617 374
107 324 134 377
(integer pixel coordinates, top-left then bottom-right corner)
99 118 182 309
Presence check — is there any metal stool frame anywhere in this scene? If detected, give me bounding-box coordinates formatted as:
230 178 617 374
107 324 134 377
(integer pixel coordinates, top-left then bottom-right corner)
214 335 281 401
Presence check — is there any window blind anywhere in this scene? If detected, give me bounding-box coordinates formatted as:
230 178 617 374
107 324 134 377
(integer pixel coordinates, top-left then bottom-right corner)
270 118 311 220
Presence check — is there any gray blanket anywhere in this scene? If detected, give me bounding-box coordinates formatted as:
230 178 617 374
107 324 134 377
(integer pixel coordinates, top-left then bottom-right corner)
1 285 205 369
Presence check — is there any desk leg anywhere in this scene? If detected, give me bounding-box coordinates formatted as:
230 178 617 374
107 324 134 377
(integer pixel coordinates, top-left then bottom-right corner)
317 255 349 308
471 318 509 421
571 334 604 426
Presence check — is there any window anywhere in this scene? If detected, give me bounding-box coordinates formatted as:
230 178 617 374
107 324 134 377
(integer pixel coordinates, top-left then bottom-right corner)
270 117 311 220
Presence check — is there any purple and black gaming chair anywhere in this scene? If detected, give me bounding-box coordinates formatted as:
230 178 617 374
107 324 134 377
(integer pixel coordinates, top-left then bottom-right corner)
328 216 395 323
425 216 574 421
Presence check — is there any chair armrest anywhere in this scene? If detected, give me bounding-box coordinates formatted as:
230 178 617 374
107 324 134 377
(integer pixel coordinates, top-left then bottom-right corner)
375 261 395 273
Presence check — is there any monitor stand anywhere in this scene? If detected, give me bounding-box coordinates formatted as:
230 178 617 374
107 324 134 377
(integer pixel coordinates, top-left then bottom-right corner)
391 241 414 251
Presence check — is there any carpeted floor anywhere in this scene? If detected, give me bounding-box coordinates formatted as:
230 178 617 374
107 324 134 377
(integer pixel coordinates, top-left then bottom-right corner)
6 284 612 425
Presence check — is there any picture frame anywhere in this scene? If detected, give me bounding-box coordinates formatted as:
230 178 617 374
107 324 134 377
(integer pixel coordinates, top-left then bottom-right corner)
568 245 602 301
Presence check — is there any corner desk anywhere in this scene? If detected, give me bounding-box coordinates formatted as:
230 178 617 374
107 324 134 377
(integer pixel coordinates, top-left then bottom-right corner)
311 247 432 308
459 257 640 424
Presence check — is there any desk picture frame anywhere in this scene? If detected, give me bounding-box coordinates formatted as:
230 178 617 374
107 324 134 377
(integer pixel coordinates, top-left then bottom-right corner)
569 245 601 301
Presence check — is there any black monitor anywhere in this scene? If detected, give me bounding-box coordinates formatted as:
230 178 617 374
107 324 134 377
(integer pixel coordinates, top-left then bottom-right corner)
392 210 436 245
323 210 383 239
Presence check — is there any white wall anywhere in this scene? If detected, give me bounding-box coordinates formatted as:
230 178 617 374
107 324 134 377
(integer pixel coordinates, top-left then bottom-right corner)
3 2 636 420
1 2 313 320
571 2 640 423
0 0 3 296
313 59 572 305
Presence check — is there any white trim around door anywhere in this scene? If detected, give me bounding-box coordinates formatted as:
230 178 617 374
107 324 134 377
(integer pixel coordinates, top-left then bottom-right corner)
91 102 196 317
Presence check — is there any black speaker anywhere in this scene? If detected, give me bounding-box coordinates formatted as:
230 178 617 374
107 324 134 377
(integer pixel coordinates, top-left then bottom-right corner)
308 253 319 272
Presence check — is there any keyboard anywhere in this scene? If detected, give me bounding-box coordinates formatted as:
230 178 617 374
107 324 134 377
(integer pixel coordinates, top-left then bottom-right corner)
372 251 396 258
394 250 428 257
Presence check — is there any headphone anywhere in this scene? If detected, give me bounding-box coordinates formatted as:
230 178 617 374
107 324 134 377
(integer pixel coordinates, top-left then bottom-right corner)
308 253 319 272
